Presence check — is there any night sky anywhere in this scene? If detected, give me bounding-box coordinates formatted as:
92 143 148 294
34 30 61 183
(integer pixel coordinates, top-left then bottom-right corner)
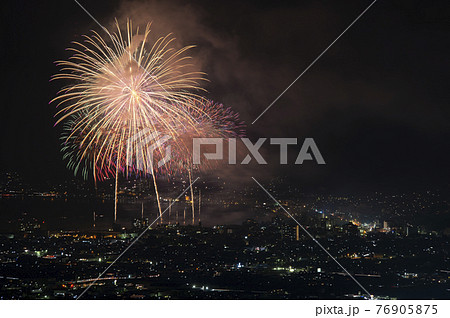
1 0 449 193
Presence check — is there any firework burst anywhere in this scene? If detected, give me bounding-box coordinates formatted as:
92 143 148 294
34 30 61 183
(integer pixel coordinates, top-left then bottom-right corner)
163 99 246 175
53 19 205 177
52 19 206 222
160 99 246 224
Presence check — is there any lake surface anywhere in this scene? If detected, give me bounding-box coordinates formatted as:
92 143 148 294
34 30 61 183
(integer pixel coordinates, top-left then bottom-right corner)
0 196 268 232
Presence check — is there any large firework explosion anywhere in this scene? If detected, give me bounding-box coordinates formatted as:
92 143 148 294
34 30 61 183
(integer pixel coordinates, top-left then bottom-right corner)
52 19 206 222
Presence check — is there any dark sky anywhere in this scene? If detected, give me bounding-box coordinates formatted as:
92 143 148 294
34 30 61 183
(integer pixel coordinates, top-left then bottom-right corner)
1 0 449 193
